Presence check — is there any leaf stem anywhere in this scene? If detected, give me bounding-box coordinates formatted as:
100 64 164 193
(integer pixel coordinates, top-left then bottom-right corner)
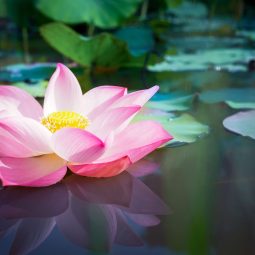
87 23 95 37
140 0 149 21
22 26 30 63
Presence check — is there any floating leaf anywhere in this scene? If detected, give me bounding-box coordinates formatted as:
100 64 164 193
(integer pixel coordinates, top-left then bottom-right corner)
223 110 255 139
168 0 207 18
13 81 48 97
36 0 142 28
237 30 255 41
200 88 255 104
225 101 255 109
134 111 209 146
0 63 56 82
148 49 253 72
147 92 195 111
40 23 130 68
115 26 154 56
167 114 209 145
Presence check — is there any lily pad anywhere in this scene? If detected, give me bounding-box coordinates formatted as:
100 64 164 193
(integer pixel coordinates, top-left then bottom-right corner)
40 23 130 68
200 88 255 104
135 111 209 147
147 92 195 111
36 0 142 28
166 114 209 145
115 26 154 56
0 63 56 82
223 110 255 139
225 101 255 109
237 30 255 41
168 0 207 19
148 49 253 72
13 80 48 97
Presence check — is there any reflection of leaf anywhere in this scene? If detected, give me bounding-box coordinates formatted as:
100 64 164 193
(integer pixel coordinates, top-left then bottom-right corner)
146 92 194 111
223 110 255 140
36 0 142 28
115 26 154 56
14 81 48 97
200 88 255 104
148 49 253 72
135 111 209 146
40 23 130 68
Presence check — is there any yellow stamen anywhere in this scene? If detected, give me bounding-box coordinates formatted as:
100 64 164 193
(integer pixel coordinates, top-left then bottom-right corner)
41 111 89 133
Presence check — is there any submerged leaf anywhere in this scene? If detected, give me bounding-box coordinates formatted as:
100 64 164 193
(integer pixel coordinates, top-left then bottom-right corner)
36 0 142 28
223 110 255 139
40 23 130 68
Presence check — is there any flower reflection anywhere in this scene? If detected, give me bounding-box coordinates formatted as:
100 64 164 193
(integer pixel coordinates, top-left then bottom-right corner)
0 162 169 254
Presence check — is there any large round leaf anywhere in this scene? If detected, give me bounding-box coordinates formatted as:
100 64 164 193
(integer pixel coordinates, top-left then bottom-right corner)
40 23 130 68
134 110 209 147
148 49 253 72
115 26 154 56
36 0 142 28
223 110 255 140
200 88 255 104
147 92 195 111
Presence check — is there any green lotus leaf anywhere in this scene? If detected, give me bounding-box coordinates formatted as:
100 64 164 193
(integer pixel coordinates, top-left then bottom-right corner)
135 110 209 147
36 0 142 28
223 110 255 140
40 23 130 68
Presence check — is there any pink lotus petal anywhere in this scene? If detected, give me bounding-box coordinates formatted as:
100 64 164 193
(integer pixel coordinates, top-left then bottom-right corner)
96 121 172 163
69 156 131 178
82 86 127 120
0 117 52 158
87 106 141 140
52 128 105 163
43 63 83 116
0 86 43 120
111 85 159 109
0 154 67 187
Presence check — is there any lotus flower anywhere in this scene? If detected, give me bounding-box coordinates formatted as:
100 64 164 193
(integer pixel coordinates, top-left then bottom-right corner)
0 63 172 187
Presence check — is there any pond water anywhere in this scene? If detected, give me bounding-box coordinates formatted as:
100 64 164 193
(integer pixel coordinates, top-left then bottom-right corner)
1 3 255 254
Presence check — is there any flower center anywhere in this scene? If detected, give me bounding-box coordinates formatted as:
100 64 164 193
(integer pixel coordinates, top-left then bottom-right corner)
41 111 89 133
